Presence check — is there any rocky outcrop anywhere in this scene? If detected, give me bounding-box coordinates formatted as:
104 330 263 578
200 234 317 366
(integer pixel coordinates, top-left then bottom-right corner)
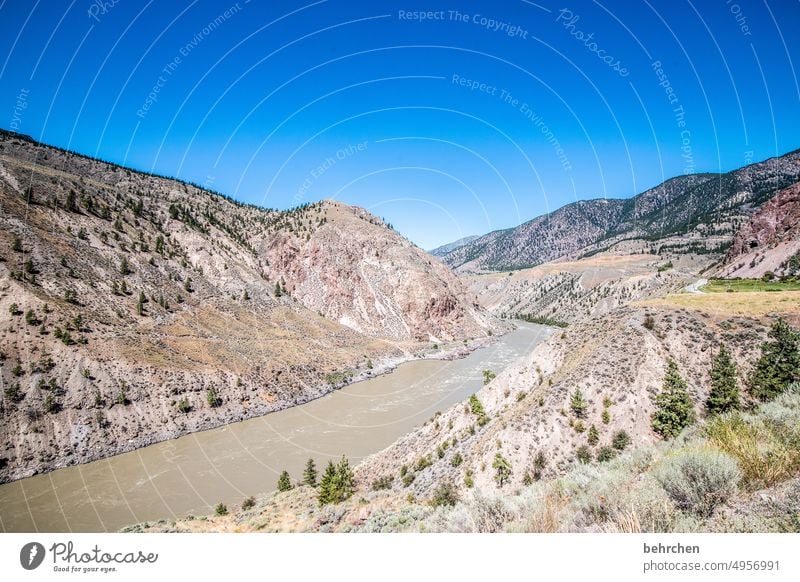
719 182 800 279
728 182 800 257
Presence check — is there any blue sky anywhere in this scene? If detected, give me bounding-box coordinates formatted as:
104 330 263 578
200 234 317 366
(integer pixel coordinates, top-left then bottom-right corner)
1 0 799 249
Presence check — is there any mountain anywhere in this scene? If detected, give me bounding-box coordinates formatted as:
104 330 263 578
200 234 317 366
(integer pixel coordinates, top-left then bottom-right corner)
442 151 800 272
429 235 480 257
720 182 800 279
0 130 504 482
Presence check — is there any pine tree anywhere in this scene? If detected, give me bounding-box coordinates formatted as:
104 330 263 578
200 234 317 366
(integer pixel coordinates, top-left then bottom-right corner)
318 460 337 505
750 319 800 401
651 359 696 439
570 387 588 419
303 458 318 487
277 470 293 492
492 452 512 487
587 424 599 446
706 345 740 413
331 456 355 502
136 291 145 316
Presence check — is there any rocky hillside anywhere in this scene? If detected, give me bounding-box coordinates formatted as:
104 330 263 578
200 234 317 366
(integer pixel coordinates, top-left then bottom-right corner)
465 253 704 325
721 182 800 279
0 130 502 482
354 304 790 496
443 150 800 272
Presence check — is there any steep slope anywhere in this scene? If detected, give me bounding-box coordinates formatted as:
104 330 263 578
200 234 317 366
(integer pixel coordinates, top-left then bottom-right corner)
0 130 502 482
442 198 627 272
465 253 701 324
429 235 479 257
720 182 800 279
443 150 800 272
270 202 495 342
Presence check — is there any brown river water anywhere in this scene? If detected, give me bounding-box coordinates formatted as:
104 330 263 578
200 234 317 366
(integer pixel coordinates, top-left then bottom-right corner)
0 323 551 532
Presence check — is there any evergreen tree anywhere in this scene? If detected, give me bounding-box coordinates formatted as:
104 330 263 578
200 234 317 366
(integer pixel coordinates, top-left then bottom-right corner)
570 387 588 418
317 457 355 505
706 345 740 413
303 458 318 487
331 456 355 502
750 319 800 401
277 470 293 492
206 387 220 408
587 424 599 446
136 291 146 316
492 452 512 487
318 460 337 505
651 359 696 439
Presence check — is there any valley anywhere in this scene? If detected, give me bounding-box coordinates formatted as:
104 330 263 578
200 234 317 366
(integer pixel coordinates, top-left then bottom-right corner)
0 322 551 532
1 130 799 535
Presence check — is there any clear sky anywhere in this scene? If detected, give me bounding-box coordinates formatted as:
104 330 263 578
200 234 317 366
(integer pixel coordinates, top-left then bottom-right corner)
1 0 799 249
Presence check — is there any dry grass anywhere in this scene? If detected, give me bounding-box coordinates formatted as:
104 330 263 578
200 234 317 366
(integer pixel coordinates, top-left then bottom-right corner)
641 290 800 317
705 413 800 491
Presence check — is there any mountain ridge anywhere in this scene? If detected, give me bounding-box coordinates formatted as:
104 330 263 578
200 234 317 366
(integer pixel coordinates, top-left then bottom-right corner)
441 150 800 272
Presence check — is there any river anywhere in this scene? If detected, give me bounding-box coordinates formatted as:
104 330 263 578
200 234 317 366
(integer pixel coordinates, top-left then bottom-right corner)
0 323 551 532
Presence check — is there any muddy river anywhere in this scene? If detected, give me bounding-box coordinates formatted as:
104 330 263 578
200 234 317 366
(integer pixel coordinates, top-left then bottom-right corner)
0 323 551 532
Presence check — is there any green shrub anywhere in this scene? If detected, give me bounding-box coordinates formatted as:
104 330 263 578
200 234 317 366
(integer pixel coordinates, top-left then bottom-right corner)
451 452 464 467
464 470 474 488
469 394 485 416
431 482 460 507
493 453 512 487
654 448 741 517
214 503 228 516
415 455 433 472
241 497 256 511
371 475 394 491
596 446 616 463
206 387 221 408
612 430 631 451
570 388 588 418
576 445 591 464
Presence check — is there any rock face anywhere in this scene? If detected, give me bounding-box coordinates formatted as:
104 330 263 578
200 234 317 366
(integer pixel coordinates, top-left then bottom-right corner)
267 202 497 342
442 150 800 272
0 130 502 482
728 182 800 255
721 182 800 279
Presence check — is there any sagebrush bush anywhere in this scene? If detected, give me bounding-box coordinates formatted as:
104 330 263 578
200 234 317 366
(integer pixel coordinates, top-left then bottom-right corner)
468 493 516 533
654 448 741 517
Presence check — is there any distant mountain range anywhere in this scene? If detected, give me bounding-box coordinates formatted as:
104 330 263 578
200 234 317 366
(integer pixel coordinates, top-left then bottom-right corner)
429 235 480 257
439 150 800 272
